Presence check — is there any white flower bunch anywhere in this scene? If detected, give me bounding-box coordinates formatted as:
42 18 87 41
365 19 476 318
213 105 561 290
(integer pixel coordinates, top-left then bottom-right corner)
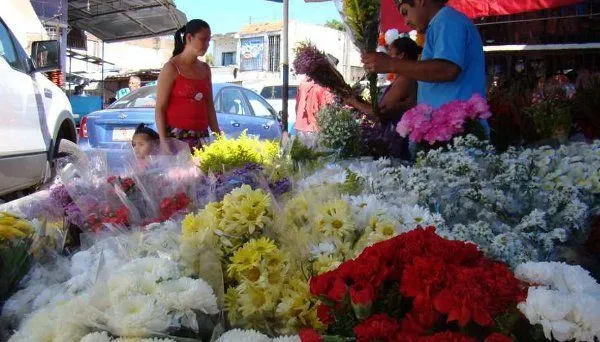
515 262 600 341
105 257 218 336
216 329 300 342
80 331 176 342
316 105 361 157
365 136 599 266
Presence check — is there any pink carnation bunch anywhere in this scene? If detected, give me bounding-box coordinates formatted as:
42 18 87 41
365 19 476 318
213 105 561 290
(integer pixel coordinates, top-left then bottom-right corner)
396 94 492 145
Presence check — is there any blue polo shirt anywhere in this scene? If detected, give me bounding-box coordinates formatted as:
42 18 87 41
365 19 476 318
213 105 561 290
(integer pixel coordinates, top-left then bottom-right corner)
417 6 486 109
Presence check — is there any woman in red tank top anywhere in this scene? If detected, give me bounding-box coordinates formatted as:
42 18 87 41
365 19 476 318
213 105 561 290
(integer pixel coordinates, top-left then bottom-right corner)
155 19 221 151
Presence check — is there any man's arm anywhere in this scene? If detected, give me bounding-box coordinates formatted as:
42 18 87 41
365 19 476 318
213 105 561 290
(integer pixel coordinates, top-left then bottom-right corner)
362 52 461 83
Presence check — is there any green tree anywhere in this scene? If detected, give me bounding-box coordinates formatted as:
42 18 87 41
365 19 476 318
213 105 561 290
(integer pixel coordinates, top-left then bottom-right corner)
324 19 345 31
205 53 215 66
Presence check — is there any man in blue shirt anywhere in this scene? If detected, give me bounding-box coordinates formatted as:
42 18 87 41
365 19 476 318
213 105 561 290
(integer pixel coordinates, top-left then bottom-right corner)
363 0 488 134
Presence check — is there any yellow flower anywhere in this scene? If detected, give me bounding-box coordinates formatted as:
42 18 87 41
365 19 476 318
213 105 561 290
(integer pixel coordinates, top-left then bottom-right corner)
0 212 33 241
228 246 261 281
220 185 273 237
283 195 310 231
250 237 277 255
225 287 243 326
237 282 281 319
276 277 317 334
228 238 285 284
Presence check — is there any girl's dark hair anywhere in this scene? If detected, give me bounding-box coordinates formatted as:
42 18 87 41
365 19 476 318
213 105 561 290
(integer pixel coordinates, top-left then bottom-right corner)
134 123 159 140
390 37 423 61
173 19 211 57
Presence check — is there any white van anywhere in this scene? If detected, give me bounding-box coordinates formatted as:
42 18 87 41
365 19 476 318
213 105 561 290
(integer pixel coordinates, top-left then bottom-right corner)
0 17 77 198
258 84 298 133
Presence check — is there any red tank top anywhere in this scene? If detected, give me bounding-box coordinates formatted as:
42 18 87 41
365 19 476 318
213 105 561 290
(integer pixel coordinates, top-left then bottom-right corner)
165 71 210 131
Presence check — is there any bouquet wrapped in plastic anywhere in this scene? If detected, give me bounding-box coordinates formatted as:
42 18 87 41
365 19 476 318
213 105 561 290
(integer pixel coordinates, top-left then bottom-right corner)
4 220 223 341
59 151 140 232
126 139 198 224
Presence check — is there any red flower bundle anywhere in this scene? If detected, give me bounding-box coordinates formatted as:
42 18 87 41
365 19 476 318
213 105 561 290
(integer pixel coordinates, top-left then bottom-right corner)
107 176 136 194
86 204 130 232
158 191 191 221
307 227 526 342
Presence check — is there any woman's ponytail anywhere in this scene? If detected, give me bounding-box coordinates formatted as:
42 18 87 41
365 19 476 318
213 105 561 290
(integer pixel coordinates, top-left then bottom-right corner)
172 26 187 57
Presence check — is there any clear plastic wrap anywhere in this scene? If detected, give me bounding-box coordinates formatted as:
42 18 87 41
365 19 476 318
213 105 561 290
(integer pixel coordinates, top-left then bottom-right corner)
125 139 199 224
59 150 140 232
3 220 224 341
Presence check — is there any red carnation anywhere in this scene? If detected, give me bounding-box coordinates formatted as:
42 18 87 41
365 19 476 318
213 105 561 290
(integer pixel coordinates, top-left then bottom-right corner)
316 303 333 325
328 277 348 302
299 329 323 342
401 306 440 335
417 331 477 342
353 314 400 342
484 333 513 342
310 272 334 297
350 283 376 306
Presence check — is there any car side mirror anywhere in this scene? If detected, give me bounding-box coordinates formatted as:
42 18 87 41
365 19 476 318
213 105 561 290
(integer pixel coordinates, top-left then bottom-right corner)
31 40 60 72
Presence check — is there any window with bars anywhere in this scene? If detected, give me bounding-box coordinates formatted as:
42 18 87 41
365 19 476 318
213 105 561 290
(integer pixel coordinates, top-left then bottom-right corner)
268 35 281 72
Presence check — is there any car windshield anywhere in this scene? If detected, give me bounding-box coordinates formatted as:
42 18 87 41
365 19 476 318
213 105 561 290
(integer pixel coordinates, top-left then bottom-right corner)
260 85 298 100
109 86 157 109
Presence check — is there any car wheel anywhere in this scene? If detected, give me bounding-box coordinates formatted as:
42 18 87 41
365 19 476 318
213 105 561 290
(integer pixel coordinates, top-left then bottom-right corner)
43 139 86 185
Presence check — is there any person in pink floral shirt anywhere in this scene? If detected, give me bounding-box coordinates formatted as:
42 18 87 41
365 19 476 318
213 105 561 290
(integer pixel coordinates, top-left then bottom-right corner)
294 78 335 143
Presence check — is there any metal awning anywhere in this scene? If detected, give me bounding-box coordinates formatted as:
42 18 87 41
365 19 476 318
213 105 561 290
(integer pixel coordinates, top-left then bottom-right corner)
66 48 114 65
67 0 187 43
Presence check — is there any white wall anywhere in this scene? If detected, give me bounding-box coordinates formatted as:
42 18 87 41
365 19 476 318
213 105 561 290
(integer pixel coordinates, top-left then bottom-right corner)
288 20 362 83
213 35 238 67
4 0 49 53
103 36 173 72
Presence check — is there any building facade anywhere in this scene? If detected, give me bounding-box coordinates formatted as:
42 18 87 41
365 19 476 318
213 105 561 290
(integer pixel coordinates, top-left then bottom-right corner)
210 20 362 88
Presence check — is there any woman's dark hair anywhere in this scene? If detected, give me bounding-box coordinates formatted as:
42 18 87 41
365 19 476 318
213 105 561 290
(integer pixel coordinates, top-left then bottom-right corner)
390 37 422 61
172 19 211 57
134 123 159 141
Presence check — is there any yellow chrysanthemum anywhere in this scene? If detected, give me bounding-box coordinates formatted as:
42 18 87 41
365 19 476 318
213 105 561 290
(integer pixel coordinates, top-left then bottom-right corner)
237 282 281 319
283 195 310 231
228 238 285 284
228 246 261 280
225 287 243 326
276 277 317 334
220 185 273 237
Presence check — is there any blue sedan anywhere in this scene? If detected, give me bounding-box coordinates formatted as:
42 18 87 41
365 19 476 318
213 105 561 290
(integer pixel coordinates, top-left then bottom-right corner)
83 83 282 150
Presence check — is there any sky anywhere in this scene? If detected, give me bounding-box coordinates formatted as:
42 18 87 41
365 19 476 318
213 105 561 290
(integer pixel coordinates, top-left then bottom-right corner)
174 0 341 34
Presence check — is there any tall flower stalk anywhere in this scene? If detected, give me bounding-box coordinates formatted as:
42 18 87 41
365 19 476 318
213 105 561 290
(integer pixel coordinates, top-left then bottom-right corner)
335 0 381 116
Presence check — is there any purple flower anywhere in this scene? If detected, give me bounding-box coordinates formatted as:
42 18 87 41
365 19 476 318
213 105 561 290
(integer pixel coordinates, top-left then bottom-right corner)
269 178 292 197
65 202 85 227
49 183 73 209
293 43 330 75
